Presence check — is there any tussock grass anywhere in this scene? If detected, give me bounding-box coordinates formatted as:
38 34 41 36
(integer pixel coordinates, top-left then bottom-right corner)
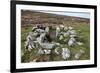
21 22 90 63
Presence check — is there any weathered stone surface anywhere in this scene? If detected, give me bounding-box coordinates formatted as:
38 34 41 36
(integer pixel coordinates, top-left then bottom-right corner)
62 48 70 60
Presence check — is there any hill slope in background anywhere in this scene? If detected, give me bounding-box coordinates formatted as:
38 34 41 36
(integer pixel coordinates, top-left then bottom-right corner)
21 10 90 27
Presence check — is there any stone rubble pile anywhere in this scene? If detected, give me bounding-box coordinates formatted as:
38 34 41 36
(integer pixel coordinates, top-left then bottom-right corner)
24 25 85 61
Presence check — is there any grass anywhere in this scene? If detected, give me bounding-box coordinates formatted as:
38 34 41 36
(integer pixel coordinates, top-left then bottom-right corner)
21 22 90 63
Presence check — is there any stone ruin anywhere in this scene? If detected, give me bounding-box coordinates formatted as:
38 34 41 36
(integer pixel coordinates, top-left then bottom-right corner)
23 24 85 62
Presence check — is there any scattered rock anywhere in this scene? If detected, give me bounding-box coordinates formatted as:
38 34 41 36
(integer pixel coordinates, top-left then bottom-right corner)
68 37 76 47
75 49 85 59
62 48 70 60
